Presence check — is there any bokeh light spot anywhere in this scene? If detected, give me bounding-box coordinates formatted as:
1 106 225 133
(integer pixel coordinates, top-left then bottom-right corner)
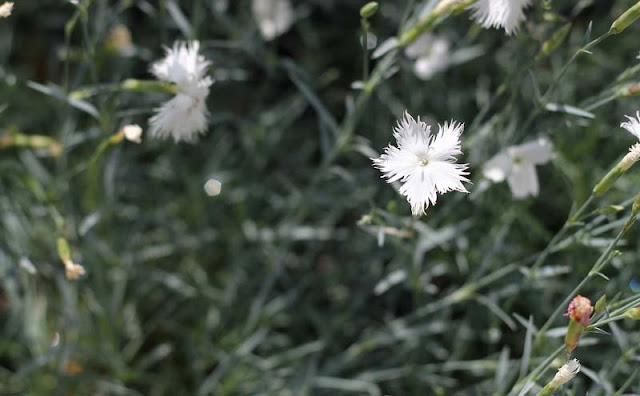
204 179 222 196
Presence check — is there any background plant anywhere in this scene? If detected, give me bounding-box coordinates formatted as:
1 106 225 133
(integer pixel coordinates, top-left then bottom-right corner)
1 0 640 395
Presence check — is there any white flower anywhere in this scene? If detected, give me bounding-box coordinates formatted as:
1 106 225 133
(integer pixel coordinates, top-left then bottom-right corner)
149 41 212 143
483 138 553 199
404 34 450 80
64 259 85 280
0 2 13 18
618 112 640 170
622 111 640 139
252 0 294 41
469 0 532 35
122 124 143 143
373 111 470 216
549 359 581 388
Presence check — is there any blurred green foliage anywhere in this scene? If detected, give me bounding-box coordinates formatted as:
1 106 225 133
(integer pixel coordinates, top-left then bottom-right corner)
1 0 640 395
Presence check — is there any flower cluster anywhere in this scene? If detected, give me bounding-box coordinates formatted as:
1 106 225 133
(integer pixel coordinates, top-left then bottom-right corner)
149 41 212 143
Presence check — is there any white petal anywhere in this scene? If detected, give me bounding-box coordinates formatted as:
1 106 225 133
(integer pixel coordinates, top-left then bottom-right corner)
149 87 209 143
483 152 511 182
252 0 294 41
398 168 439 216
394 111 431 151
404 34 433 59
510 137 554 164
406 35 449 80
621 111 640 140
429 121 464 161
151 41 210 86
398 161 469 216
373 145 420 183
470 0 532 35
427 161 470 194
507 163 539 198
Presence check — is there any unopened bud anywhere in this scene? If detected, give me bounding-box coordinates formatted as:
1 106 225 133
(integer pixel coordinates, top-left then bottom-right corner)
594 294 607 314
610 1 640 35
564 295 593 353
594 144 640 196
359 2 379 19
593 167 624 196
565 295 593 325
596 205 624 216
57 237 71 263
617 82 640 98
539 23 572 58
624 307 640 320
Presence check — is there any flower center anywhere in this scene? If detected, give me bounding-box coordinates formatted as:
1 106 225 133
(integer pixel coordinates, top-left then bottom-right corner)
512 155 523 164
419 158 429 166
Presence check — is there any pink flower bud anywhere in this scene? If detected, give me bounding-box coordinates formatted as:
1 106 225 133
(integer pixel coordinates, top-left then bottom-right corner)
564 295 593 326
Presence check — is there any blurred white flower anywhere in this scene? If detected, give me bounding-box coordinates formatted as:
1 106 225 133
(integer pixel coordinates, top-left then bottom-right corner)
617 112 640 171
483 137 553 199
549 359 581 388
64 260 85 280
373 111 470 216
404 34 450 80
0 2 13 18
622 111 640 139
252 0 294 41
149 41 212 143
151 41 210 86
470 0 532 35
122 124 143 144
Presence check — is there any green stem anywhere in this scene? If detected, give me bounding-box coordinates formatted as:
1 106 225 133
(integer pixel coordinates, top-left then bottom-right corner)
70 79 177 100
522 31 612 131
536 227 626 341
528 195 594 276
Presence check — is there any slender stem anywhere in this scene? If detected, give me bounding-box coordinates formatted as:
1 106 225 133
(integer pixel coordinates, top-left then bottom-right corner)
522 32 612 131
536 227 626 339
361 19 370 82
528 195 594 276
612 368 639 396
586 314 626 330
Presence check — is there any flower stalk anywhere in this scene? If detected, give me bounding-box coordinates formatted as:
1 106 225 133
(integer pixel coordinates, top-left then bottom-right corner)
398 0 476 47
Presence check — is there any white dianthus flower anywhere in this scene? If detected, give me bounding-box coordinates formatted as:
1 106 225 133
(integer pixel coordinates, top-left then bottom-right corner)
483 137 553 199
373 111 470 216
404 34 450 80
618 112 640 170
149 41 212 143
470 0 532 35
252 0 294 41
0 2 13 18
549 359 581 388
